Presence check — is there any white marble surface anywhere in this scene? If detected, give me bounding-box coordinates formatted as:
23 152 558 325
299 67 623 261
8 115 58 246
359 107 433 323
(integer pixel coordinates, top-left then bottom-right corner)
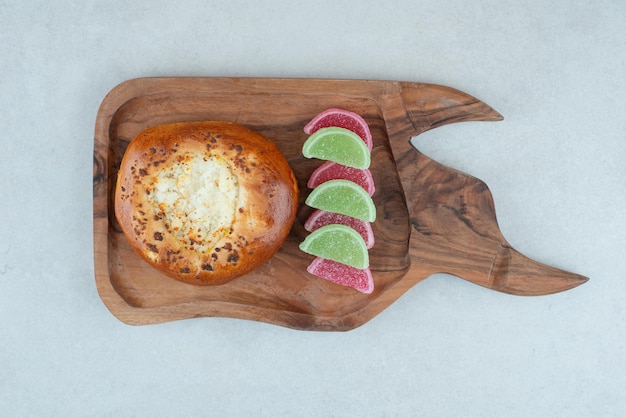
1 1 625 416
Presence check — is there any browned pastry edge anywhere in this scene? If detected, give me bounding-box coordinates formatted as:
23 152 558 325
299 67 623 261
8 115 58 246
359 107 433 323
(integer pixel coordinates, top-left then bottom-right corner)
114 121 298 286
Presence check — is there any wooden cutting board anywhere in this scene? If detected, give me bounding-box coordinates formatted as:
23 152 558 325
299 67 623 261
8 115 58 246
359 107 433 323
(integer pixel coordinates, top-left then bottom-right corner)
93 77 587 331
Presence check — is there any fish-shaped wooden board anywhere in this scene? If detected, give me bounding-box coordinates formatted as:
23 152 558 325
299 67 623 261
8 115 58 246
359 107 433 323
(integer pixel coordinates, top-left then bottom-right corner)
93 77 587 331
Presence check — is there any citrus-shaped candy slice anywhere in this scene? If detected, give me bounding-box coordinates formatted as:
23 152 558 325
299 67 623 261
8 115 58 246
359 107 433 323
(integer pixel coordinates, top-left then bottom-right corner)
299 224 369 269
307 161 375 196
304 210 375 249
305 179 376 222
303 108 373 151
307 257 374 294
302 127 371 169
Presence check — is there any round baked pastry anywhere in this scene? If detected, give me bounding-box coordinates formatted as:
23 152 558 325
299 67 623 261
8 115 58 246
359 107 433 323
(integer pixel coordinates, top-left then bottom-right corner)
114 121 298 286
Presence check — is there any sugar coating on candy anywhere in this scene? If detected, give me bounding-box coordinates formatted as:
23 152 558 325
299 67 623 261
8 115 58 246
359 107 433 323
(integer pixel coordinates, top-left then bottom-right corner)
304 108 373 151
305 179 376 223
307 257 374 294
302 127 370 169
307 161 375 196
299 224 369 269
301 108 376 293
305 210 375 249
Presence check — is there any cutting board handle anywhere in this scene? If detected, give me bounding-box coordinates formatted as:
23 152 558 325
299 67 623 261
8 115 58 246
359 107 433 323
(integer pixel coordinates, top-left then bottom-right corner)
388 82 588 295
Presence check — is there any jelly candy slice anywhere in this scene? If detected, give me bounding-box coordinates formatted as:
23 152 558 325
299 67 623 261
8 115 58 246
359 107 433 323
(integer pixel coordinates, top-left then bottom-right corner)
303 108 373 151
298 224 369 269
304 210 375 249
307 257 374 294
302 127 370 169
307 161 375 196
305 179 376 222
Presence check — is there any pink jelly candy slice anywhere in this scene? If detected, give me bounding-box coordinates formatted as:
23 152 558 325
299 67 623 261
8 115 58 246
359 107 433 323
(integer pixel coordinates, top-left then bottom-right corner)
307 161 375 196
304 209 375 249
307 257 374 294
303 108 373 151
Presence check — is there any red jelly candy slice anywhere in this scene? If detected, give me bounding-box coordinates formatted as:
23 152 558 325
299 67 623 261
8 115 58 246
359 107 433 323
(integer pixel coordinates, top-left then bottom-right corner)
307 257 374 294
303 108 373 151
307 161 375 196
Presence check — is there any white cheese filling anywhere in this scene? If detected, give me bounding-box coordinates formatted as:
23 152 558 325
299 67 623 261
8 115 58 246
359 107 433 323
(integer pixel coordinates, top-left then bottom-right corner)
150 152 239 253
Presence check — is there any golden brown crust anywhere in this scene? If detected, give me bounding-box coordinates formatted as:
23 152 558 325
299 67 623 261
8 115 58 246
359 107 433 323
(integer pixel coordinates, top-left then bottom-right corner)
114 121 298 285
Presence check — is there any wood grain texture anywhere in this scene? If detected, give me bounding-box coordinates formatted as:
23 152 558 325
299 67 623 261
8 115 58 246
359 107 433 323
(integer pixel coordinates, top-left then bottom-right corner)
93 77 588 331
